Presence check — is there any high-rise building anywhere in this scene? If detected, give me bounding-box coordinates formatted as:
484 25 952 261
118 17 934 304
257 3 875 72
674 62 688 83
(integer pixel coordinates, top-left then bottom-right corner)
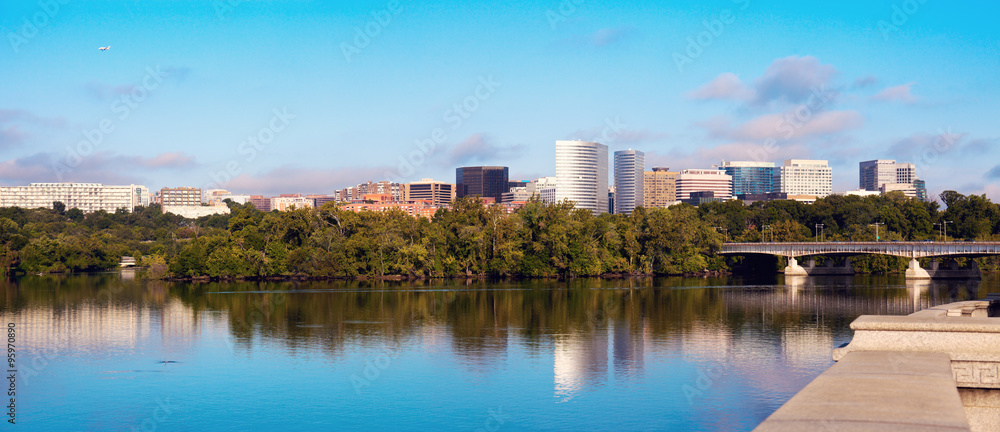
644 167 678 208
456 166 510 202
613 149 645 215
914 179 928 202
719 161 775 196
160 187 202 206
249 195 272 212
859 159 917 191
859 159 925 201
333 181 404 203
608 185 616 214
528 177 558 203
403 179 455 206
676 169 733 200
310 195 337 208
773 160 833 198
555 140 609 214
0 183 149 213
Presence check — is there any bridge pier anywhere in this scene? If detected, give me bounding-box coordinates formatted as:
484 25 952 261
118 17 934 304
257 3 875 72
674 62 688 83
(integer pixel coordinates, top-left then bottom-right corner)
784 257 807 276
784 257 854 276
906 259 932 279
906 259 982 280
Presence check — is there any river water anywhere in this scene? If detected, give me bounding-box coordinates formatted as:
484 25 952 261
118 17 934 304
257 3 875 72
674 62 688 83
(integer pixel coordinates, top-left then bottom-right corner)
2 273 996 431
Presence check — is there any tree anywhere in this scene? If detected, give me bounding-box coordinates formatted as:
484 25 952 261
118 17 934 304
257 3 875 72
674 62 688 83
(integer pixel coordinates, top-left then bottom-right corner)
66 208 84 222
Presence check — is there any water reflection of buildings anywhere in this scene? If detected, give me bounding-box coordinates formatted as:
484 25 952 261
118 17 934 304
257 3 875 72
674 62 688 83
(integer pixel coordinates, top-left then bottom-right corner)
12 298 199 358
554 320 646 400
550 279 990 402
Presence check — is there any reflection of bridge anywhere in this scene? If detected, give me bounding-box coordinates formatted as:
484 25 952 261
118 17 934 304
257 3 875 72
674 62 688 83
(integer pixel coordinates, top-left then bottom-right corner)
720 242 1000 279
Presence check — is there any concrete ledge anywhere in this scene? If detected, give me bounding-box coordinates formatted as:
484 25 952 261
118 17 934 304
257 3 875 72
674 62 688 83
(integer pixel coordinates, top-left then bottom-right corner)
847 315 1000 334
832 301 1000 371
754 351 970 431
960 389 1000 432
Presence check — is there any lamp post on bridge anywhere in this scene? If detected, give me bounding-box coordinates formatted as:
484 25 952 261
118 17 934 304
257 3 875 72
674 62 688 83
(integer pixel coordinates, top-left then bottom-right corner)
870 222 884 242
944 220 953 242
815 224 824 242
934 222 942 241
762 225 773 243
715 227 729 242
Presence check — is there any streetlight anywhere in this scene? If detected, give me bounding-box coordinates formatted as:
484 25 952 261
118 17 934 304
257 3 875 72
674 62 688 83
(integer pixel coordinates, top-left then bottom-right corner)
933 222 942 241
944 220 953 241
870 222 884 242
715 226 729 242
815 223 825 242
762 225 773 243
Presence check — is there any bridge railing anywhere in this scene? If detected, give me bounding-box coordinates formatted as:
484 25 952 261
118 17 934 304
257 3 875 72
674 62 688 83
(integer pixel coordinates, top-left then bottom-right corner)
720 241 1000 258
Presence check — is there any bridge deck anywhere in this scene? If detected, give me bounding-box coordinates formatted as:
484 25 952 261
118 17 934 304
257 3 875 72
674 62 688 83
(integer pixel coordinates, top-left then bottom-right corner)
721 241 1000 259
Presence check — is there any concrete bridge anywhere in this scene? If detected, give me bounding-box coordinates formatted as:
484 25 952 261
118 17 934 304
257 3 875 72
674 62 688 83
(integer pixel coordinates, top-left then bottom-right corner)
720 242 1000 279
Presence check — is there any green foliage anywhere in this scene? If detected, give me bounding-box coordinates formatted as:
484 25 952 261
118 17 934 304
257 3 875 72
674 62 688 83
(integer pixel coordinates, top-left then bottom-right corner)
2 191 998 278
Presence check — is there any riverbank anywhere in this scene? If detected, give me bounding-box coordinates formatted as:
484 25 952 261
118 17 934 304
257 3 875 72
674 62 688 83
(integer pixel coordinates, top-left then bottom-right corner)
157 268 733 283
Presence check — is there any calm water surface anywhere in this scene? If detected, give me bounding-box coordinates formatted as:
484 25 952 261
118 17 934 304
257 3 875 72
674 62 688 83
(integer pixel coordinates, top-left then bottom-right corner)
2 273 997 431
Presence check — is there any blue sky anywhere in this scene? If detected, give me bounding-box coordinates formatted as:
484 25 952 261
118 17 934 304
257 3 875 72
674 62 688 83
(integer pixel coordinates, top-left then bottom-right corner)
1 0 998 200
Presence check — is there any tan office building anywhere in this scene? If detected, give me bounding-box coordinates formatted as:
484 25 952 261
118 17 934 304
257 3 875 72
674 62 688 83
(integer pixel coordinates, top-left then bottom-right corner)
644 167 678 208
403 179 455 207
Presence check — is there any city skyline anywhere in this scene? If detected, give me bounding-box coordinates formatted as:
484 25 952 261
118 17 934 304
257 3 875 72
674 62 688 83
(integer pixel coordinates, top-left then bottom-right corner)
2 0 998 200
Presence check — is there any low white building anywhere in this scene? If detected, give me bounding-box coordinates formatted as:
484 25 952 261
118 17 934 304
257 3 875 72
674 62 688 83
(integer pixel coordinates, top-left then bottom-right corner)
204 189 251 205
271 196 314 211
501 187 531 203
843 189 881 197
880 183 919 199
0 183 149 213
162 205 231 219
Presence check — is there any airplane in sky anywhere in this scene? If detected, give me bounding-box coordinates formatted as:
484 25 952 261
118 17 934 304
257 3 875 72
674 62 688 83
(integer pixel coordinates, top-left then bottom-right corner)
99 46 110 51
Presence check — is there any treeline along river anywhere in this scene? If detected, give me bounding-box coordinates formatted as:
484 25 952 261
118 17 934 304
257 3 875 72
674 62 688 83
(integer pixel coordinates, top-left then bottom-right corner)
1 191 999 279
